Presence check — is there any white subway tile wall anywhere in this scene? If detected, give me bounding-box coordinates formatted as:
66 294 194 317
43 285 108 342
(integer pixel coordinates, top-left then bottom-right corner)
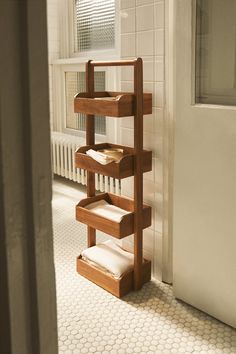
136 5 154 31
155 28 165 55
120 8 136 33
154 1 164 28
137 31 154 56
121 33 136 57
119 0 165 279
136 0 155 6
120 0 136 9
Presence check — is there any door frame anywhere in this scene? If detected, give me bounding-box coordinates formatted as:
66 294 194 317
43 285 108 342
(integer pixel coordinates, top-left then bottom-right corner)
161 0 176 284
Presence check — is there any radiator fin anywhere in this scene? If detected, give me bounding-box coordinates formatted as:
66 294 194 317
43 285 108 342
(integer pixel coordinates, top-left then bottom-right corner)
51 132 121 194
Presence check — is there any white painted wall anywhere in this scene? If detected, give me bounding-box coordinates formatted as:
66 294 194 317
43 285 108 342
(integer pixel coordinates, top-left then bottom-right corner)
119 0 166 280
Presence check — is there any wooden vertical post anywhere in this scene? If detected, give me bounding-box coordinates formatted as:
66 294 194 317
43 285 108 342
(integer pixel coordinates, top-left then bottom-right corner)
133 58 144 290
86 60 96 247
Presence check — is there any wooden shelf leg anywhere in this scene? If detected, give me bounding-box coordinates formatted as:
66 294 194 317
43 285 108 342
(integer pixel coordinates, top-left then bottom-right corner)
87 226 96 247
133 58 144 290
86 60 96 248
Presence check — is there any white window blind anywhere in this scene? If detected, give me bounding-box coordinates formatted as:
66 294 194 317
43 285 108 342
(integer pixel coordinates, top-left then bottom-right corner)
74 0 115 52
65 71 106 135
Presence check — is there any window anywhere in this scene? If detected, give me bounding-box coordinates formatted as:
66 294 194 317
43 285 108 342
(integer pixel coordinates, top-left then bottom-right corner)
52 64 117 141
65 71 106 134
195 0 236 105
74 0 115 53
52 1 118 139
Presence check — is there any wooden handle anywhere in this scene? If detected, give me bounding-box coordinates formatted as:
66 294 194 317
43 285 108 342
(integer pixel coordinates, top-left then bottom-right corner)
90 58 139 67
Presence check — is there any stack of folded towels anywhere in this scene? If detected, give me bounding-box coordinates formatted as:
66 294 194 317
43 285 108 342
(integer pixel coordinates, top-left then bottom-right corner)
86 149 117 165
85 199 129 222
81 240 134 279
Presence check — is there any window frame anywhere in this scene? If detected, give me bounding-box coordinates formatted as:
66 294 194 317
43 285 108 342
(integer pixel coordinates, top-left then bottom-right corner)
52 0 121 143
62 0 120 60
194 0 236 106
52 62 119 143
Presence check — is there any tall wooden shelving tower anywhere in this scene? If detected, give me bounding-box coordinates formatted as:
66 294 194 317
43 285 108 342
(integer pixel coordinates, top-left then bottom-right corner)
74 58 153 297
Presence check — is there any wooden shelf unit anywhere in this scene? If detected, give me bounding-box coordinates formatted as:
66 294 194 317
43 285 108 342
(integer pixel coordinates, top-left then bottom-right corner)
76 193 151 239
77 256 151 298
74 91 152 117
74 58 152 297
75 143 152 179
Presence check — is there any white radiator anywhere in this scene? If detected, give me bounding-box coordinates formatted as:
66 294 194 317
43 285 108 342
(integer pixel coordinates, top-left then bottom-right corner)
51 132 121 194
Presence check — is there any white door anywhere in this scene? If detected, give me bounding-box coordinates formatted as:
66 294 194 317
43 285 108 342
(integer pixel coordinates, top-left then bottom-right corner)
173 0 236 327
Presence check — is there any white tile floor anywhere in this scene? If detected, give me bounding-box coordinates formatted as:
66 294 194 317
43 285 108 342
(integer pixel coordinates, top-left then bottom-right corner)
53 179 236 354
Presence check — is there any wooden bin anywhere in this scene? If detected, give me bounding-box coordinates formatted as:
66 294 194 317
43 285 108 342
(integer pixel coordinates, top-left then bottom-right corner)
75 143 152 179
74 91 152 117
76 193 152 239
77 256 151 298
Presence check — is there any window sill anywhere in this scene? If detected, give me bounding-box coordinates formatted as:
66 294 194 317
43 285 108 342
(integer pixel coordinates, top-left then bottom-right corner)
52 54 119 66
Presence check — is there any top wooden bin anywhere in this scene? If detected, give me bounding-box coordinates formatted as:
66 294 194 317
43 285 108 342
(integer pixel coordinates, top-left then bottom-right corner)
74 91 152 117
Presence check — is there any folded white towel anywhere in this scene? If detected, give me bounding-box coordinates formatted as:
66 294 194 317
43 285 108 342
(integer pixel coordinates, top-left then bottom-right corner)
86 149 115 165
85 199 129 222
81 240 134 278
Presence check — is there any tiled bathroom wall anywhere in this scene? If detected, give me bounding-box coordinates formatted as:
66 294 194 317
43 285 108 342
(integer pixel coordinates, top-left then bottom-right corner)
119 0 165 280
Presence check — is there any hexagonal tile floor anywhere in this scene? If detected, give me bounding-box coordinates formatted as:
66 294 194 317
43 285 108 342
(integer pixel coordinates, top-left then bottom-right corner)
53 179 236 354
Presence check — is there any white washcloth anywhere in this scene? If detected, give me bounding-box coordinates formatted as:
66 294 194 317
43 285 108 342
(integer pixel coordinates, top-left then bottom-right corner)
86 149 115 165
85 199 129 222
81 240 134 278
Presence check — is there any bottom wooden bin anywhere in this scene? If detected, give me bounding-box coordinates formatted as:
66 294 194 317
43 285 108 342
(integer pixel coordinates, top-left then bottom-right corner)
77 256 151 298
